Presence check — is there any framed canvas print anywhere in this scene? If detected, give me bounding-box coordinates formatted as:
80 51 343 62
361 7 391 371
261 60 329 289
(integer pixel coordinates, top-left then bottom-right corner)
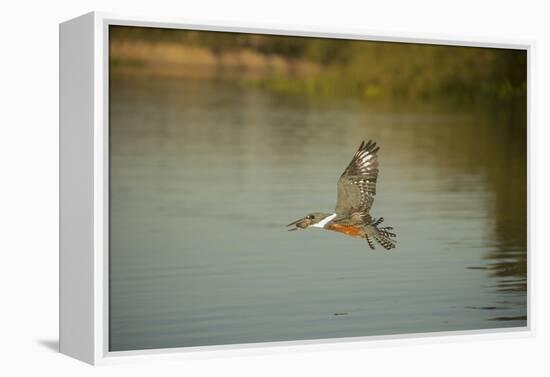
59 12 532 365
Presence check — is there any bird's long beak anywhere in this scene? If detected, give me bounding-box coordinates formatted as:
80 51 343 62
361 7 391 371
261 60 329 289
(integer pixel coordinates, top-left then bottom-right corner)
286 217 310 231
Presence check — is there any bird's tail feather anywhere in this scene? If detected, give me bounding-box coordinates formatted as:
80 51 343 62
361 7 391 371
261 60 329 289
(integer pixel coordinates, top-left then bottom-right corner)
367 217 397 250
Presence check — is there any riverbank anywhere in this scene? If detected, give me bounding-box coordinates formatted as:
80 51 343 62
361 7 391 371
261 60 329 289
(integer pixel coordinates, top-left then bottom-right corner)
109 26 526 107
110 39 321 80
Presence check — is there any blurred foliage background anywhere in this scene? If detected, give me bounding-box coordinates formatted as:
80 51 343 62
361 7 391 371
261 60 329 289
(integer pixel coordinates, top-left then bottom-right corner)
110 26 527 108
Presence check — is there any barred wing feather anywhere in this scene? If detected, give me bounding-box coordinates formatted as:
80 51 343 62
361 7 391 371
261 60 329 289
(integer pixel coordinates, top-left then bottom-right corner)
334 140 380 218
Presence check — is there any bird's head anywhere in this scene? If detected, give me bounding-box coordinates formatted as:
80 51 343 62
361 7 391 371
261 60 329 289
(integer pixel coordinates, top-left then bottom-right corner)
286 212 333 231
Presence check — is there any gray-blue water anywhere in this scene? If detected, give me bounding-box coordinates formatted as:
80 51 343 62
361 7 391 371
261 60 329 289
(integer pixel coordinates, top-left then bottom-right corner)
109 77 527 351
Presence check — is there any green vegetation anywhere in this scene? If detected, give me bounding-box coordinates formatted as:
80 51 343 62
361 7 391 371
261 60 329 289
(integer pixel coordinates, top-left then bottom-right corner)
263 41 526 105
110 26 527 106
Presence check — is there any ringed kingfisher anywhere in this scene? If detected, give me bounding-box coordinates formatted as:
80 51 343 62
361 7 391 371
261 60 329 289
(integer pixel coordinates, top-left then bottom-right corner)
286 140 396 250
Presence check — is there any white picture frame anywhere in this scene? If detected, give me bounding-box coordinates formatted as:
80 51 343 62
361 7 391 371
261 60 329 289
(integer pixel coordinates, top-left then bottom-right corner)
59 11 534 365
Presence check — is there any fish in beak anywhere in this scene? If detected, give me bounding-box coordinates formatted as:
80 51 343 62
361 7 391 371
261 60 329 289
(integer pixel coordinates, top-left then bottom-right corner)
286 217 312 231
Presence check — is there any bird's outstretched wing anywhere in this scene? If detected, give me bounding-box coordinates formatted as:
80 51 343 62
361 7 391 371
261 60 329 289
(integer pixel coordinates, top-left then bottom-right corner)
334 140 380 218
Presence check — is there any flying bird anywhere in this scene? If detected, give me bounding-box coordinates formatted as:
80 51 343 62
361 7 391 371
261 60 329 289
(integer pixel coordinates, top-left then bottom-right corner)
287 140 396 250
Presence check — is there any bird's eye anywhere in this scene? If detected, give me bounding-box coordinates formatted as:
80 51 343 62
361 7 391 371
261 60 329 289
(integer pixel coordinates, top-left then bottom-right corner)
307 215 314 220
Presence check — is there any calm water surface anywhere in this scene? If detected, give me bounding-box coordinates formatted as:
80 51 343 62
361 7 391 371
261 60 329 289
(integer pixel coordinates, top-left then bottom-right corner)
109 77 527 351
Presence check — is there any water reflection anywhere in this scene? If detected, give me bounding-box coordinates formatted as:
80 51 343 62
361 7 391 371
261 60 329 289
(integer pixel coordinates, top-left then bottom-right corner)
109 77 527 351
